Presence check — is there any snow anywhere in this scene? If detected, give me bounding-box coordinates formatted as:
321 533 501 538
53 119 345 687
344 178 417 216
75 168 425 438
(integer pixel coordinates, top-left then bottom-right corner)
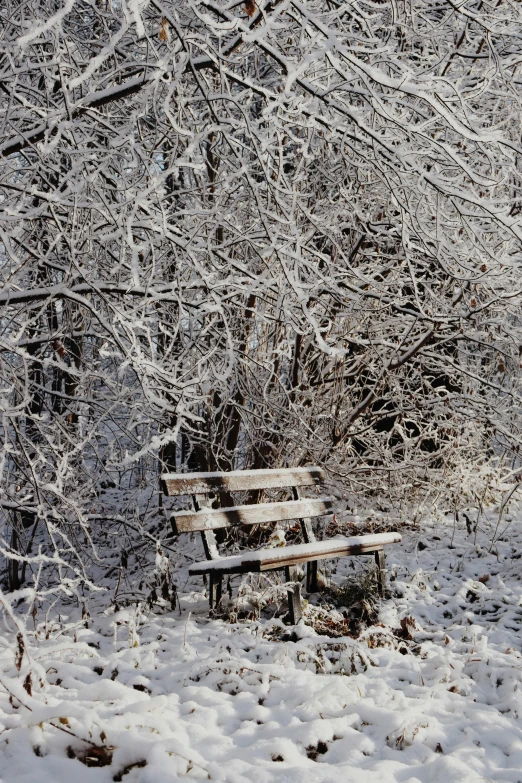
189 533 403 573
16 0 75 47
161 467 322 480
2 514 522 782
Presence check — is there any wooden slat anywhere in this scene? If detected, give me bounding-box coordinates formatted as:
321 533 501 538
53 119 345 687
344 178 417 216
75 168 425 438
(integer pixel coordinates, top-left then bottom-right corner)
162 467 325 496
188 533 402 575
172 497 332 534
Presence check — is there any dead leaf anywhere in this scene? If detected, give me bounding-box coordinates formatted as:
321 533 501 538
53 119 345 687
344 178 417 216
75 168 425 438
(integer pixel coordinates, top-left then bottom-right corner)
69 744 114 768
159 17 169 41
23 672 32 696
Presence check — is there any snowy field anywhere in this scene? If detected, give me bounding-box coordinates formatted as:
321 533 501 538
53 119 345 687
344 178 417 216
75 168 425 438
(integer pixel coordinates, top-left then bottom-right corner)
2 511 522 783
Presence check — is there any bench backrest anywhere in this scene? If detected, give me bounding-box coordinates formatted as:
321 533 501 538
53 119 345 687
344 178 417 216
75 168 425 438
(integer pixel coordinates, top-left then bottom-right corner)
162 467 325 498
162 467 331 557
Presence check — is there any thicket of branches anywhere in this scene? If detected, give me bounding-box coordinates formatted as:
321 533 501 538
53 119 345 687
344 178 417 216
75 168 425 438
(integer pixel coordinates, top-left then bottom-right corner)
1 0 522 595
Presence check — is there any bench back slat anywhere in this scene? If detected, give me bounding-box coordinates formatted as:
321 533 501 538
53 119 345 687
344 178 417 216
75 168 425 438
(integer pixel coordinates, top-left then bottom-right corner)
162 467 324 496
171 497 332 534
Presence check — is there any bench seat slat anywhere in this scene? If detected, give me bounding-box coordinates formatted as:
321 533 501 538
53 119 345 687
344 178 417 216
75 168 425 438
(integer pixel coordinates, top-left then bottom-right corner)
188 532 402 575
172 497 332 534
162 467 325 496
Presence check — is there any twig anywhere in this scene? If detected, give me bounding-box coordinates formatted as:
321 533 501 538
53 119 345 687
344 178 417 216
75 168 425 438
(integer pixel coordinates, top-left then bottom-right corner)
183 611 191 651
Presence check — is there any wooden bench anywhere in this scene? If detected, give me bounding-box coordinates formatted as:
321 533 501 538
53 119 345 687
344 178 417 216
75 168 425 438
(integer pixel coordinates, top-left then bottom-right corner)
162 467 401 623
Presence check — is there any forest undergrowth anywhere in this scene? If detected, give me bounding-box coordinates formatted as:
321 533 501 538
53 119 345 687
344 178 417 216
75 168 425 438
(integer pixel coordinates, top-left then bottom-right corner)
1 499 522 783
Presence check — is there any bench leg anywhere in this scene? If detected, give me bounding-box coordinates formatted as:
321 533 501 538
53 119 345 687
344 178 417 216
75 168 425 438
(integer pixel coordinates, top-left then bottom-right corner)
209 574 222 610
285 566 302 624
306 560 318 593
374 550 386 597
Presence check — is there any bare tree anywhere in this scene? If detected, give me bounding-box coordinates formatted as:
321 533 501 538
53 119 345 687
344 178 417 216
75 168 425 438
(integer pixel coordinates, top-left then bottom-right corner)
1 0 522 595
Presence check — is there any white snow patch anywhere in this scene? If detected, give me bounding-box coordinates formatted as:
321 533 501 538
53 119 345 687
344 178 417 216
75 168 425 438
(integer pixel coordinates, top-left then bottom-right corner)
1 514 522 782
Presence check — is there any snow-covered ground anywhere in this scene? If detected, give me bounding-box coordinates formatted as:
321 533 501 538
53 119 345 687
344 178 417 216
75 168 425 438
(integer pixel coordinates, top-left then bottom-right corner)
2 510 522 782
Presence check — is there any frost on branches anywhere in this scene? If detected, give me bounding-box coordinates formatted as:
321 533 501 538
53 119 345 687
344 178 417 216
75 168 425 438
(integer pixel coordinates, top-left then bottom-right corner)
0 0 522 598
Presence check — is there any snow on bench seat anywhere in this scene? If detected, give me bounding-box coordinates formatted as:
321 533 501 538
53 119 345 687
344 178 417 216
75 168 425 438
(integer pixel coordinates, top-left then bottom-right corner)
189 532 402 575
